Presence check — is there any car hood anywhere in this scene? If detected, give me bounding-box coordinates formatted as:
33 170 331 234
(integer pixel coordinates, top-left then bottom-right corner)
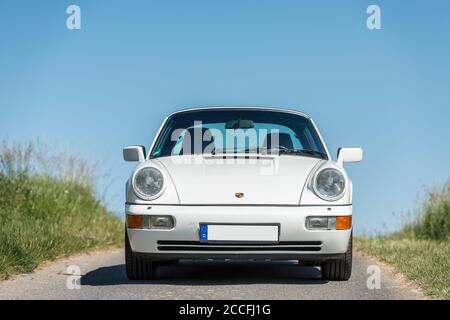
156 155 322 205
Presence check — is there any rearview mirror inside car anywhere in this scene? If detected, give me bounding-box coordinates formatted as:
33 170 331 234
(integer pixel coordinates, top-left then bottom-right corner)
225 119 254 129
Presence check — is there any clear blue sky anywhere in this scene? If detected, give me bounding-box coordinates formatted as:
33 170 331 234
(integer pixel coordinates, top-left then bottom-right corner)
1 1 449 234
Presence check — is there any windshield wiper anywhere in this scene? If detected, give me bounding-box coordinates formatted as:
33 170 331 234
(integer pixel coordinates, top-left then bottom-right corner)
211 147 327 159
266 147 328 159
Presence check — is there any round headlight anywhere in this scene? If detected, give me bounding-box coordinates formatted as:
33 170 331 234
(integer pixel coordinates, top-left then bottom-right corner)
313 168 346 201
133 167 164 200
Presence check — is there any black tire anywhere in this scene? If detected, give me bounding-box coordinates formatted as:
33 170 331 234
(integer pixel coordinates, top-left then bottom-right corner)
320 234 352 281
125 230 156 280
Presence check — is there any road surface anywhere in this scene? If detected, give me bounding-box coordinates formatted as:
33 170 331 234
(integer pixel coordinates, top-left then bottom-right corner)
0 249 425 299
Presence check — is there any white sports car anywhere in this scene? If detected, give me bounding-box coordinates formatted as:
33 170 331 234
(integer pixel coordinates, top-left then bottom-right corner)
123 107 362 281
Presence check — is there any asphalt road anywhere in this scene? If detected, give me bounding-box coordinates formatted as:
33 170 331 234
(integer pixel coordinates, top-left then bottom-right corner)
0 249 425 300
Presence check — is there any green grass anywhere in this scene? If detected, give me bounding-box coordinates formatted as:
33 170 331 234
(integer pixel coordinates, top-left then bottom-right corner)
355 237 449 299
399 182 450 241
0 141 124 280
355 181 450 300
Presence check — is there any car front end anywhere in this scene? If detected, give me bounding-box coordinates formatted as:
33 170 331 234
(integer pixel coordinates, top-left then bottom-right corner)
126 203 352 261
123 107 362 280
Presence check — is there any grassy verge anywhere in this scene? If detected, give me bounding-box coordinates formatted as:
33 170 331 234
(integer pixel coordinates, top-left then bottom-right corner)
355 181 450 300
355 237 449 299
0 141 124 280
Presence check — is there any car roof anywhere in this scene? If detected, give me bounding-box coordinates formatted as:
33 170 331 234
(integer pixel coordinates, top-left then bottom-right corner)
167 106 311 119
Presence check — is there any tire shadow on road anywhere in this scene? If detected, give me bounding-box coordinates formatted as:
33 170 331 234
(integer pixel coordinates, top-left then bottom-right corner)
81 260 328 286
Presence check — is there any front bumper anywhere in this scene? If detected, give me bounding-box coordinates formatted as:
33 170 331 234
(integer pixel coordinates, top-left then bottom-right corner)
126 204 352 261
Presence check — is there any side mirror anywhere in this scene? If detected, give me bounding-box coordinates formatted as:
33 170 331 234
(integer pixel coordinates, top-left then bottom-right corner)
123 146 146 162
337 147 363 165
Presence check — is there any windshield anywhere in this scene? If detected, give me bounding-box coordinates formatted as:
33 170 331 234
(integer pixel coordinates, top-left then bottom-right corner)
150 109 328 160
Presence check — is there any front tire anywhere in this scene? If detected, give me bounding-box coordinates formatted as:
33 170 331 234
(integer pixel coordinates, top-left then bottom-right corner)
320 234 352 281
125 230 156 280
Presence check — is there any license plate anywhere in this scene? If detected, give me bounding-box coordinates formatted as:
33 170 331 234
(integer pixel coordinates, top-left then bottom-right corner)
199 224 279 242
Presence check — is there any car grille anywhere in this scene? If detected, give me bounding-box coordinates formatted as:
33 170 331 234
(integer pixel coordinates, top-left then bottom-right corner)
156 240 322 252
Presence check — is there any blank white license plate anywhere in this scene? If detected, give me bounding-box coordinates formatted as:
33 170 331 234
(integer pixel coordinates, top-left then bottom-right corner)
199 224 279 242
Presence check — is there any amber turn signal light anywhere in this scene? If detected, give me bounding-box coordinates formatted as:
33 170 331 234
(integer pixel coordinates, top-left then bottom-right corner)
336 216 352 230
126 214 144 229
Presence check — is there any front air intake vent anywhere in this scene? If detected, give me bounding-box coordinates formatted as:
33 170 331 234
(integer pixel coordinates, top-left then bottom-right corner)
156 240 322 252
